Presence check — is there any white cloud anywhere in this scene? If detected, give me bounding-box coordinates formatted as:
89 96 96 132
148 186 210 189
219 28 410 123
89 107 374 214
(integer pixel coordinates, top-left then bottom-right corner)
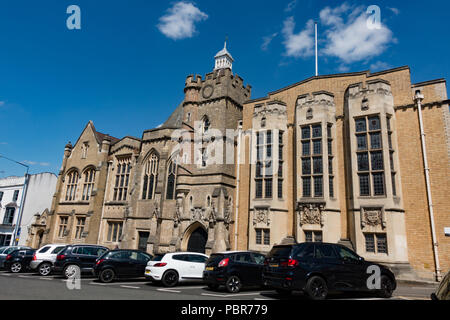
157 2 208 40
387 7 400 15
285 0 298 13
320 4 395 64
370 61 391 71
261 32 278 51
22 160 50 167
282 17 315 58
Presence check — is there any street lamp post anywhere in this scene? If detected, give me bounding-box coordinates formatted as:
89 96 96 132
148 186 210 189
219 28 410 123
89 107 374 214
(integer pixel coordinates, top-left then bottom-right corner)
0 154 30 246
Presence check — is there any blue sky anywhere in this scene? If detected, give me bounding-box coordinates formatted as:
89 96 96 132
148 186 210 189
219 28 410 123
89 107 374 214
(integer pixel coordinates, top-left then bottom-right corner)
0 0 449 177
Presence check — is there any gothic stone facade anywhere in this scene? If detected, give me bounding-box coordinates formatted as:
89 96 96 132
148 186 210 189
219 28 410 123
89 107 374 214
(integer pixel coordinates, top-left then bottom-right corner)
41 56 449 280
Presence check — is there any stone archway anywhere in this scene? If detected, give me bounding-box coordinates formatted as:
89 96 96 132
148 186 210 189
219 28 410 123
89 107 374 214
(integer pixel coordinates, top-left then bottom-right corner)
181 222 208 254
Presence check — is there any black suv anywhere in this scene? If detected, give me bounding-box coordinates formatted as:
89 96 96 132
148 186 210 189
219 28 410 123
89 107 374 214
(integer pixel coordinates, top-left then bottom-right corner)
53 245 108 278
203 251 266 293
94 250 152 283
5 249 36 273
263 243 396 300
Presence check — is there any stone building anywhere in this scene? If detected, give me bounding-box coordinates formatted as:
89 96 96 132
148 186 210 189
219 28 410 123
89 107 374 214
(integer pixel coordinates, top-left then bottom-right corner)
40 44 449 281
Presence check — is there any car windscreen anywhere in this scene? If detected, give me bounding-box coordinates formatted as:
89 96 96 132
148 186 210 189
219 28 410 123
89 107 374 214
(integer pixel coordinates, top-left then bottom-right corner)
206 254 225 266
0 247 6 254
266 246 293 259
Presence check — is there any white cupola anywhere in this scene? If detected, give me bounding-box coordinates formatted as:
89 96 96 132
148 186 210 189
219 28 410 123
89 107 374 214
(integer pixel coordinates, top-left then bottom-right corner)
214 41 234 71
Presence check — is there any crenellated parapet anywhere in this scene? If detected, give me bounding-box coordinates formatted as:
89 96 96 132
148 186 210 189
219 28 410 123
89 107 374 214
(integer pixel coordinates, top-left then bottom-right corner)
296 91 335 110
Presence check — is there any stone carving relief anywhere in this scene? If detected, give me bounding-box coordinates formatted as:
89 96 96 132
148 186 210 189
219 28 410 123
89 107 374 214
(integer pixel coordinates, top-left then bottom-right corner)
361 208 386 229
224 197 233 226
174 198 183 226
298 204 325 227
151 202 161 220
190 207 206 223
253 207 270 226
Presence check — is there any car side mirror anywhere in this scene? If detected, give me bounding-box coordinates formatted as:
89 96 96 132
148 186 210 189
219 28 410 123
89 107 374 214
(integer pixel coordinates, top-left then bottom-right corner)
359 256 365 262
430 293 438 301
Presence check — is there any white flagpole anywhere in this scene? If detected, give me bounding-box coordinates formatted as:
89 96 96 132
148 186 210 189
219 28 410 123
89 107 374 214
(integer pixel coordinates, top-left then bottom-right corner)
315 21 318 76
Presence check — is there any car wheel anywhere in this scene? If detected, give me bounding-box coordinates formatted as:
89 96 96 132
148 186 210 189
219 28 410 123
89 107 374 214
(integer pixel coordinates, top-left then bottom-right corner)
225 275 242 294
162 270 179 287
64 264 81 279
207 284 219 291
38 263 52 276
305 276 328 300
10 262 22 273
378 275 394 298
276 289 292 296
99 268 115 283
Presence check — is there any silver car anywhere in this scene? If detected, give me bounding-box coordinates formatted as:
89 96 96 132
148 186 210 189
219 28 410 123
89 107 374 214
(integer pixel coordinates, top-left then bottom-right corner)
30 244 68 276
0 246 31 269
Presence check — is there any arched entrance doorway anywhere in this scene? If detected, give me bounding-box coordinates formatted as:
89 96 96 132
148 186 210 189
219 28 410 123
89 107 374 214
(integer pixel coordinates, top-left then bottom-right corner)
187 227 208 254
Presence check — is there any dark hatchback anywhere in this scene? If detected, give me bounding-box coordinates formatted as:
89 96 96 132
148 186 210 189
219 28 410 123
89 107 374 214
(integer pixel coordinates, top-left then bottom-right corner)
203 251 266 293
263 243 397 300
53 245 108 278
94 250 153 283
5 249 36 273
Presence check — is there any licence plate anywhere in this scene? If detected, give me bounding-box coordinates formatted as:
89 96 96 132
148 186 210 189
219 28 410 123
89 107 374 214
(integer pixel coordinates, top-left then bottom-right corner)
205 267 214 271
270 264 279 268
145 270 151 274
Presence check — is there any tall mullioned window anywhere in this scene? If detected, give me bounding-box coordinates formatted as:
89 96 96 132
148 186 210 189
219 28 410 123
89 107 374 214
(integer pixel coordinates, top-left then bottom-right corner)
107 221 123 242
301 124 323 198
255 131 273 199
82 168 96 201
166 159 177 200
58 216 69 238
387 116 397 196
114 157 131 201
278 131 284 199
65 170 79 201
327 124 334 198
75 217 86 239
355 116 385 196
142 153 159 200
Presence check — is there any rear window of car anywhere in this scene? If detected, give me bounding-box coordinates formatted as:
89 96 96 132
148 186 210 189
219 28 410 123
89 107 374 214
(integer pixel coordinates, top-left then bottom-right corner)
206 254 225 266
267 246 293 259
172 254 188 262
38 246 51 254
51 246 66 254
187 254 208 263
152 255 164 261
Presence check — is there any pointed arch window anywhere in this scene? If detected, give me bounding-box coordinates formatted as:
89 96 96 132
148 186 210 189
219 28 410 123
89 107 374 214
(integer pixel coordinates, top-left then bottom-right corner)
166 160 177 200
202 116 210 135
82 168 96 201
65 170 79 201
142 153 159 200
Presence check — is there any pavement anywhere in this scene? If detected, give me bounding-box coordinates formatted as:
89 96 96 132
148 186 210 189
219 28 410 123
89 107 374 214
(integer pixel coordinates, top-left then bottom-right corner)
0 270 438 300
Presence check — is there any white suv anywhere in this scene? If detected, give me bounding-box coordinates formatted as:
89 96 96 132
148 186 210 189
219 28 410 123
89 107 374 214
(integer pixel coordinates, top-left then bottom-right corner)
145 252 208 287
30 244 68 276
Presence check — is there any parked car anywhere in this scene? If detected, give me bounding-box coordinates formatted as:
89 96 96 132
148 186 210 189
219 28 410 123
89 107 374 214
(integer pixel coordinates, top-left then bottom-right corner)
0 246 31 269
431 270 450 300
30 244 68 276
145 252 208 287
4 249 37 273
263 243 396 300
203 251 266 293
94 250 152 283
53 244 108 279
